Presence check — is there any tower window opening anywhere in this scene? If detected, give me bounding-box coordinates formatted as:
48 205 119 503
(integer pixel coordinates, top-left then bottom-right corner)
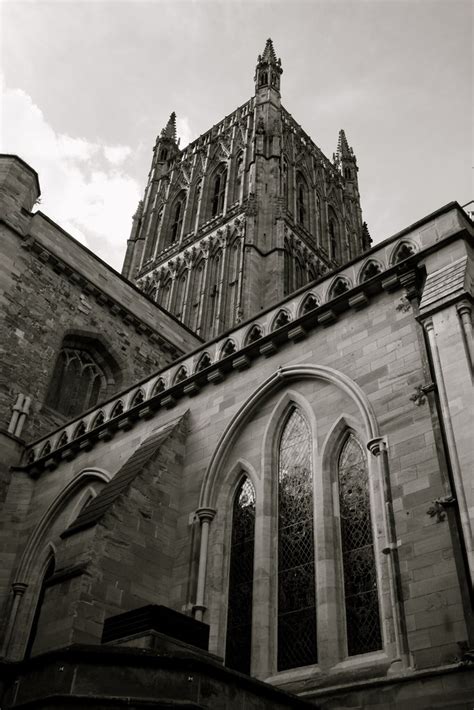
296 175 308 228
212 167 227 217
171 198 184 243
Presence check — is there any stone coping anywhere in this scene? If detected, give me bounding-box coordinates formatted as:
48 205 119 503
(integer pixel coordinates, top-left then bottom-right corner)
20 204 471 471
0 643 316 709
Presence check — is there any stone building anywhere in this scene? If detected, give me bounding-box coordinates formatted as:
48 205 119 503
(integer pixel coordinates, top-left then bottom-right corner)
0 40 473 709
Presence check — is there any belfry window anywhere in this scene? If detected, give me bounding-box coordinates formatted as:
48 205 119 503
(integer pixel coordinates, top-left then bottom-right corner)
278 408 317 670
338 434 382 655
225 476 256 674
211 166 227 217
296 174 308 229
170 196 184 243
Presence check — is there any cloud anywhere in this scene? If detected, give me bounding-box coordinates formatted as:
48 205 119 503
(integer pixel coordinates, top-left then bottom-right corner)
0 81 140 270
104 145 132 165
176 115 196 149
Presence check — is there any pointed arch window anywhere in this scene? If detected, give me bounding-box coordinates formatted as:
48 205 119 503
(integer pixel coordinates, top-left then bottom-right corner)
225 476 256 674
170 194 185 244
45 336 119 419
211 165 227 217
143 207 163 262
159 276 172 311
190 261 204 332
296 174 308 229
338 434 382 656
328 208 339 261
175 270 188 320
281 159 288 206
234 153 244 202
192 179 202 232
278 408 317 670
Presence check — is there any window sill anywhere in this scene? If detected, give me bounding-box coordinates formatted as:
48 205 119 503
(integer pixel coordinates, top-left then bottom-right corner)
264 650 390 690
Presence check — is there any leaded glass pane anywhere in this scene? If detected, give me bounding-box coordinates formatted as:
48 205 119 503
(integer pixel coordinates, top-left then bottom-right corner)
225 477 256 674
278 408 317 670
338 434 382 656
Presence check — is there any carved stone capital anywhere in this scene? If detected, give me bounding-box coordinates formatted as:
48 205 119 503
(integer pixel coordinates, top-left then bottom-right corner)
367 436 387 456
195 507 216 524
12 582 28 596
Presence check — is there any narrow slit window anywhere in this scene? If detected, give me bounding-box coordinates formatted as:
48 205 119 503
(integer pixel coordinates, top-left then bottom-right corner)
225 476 256 674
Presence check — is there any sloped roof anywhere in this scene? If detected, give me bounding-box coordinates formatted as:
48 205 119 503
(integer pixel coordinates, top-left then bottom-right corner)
63 414 186 537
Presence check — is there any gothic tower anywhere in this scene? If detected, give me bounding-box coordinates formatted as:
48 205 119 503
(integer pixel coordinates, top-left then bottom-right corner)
122 39 370 339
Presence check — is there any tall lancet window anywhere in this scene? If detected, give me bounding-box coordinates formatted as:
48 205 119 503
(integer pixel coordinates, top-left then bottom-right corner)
211 165 227 216
170 193 185 244
278 408 317 670
226 476 256 674
338 434 382 656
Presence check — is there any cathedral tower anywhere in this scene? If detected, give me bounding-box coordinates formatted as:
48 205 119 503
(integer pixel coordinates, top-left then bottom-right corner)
123 40 370 339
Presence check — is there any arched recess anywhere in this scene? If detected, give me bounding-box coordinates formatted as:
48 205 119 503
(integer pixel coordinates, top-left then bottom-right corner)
5 468 111 659
14 468 111 585
389 239 418 265
23 543 56 659
199 364 379 510
319 414 385 663
358 259 384 284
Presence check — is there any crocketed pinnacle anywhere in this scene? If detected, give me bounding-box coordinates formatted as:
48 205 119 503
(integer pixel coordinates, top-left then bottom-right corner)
161 112 177 142
261 38 277 63
337 129 352 157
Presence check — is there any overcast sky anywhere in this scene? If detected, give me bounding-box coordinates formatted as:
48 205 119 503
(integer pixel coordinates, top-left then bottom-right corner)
1 0 472 271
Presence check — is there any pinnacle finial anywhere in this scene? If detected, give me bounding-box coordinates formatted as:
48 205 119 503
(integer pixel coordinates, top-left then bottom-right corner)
161 112 177 142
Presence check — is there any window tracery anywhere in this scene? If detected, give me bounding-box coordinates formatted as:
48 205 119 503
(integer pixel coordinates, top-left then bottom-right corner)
278 408 317 670
338 434 382 656
45 347 106 419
